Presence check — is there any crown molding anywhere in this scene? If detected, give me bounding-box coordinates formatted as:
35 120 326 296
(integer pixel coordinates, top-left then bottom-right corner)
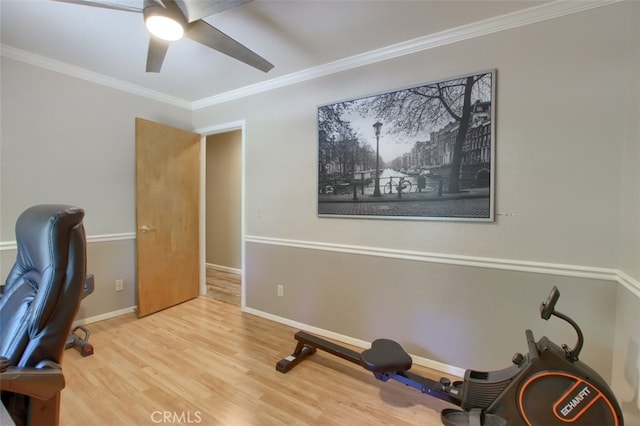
190 0 622 110
0 44 191 110
1 0 621 111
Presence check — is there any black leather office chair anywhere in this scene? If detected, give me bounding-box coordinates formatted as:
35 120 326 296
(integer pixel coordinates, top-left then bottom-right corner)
1 205 87 426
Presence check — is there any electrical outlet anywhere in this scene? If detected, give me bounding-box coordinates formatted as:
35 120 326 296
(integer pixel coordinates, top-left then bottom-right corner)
277 284 284 297
115 279 124 292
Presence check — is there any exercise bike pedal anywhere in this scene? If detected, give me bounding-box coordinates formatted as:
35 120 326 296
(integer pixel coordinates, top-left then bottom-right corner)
441 408 506 426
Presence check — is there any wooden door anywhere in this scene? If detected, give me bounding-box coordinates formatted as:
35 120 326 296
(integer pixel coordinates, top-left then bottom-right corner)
135 118 201 317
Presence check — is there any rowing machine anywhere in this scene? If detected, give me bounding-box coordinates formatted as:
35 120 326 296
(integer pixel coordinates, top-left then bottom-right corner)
276 286 624 425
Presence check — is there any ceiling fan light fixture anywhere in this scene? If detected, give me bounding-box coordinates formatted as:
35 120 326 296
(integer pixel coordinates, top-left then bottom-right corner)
145 15 184 41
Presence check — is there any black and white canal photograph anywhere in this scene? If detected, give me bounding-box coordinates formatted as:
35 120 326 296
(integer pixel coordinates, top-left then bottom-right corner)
317 70 495 221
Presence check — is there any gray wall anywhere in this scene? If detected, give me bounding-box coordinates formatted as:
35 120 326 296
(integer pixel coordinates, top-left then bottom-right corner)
245 242 618 374
612 285 640 420
205 131 242 270
618 0 640 283
191 2 639 419
196 4 631 269
1 1 638 421
613 2 640 417
0 57 191 317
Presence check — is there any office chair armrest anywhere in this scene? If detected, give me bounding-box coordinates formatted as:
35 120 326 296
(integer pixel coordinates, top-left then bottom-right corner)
0 363 65 401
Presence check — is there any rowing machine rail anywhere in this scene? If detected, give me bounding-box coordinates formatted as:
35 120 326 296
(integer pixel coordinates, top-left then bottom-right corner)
276 331 462 406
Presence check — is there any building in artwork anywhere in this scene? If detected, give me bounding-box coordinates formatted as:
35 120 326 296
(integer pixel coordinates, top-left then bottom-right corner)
402 100 492 186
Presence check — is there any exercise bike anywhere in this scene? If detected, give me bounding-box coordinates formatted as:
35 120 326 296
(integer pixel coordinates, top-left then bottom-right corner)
276 286 624 425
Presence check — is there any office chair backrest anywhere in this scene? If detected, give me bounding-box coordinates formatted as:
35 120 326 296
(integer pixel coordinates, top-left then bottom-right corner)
0 205 86 368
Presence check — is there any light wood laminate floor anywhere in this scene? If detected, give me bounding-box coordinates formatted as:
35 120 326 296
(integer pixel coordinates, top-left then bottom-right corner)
206 267 240 307
59 297 457 425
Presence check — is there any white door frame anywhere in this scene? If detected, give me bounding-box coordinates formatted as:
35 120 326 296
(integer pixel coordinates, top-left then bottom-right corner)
195 120 246 309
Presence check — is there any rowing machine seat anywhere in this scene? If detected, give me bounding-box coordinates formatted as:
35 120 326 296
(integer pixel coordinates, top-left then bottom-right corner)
360 339 412 373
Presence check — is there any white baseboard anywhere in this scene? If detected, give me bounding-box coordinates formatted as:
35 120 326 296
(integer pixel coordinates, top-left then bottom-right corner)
72 306 136 328
242 305 466 378
71 300 465 378
205 263 241 275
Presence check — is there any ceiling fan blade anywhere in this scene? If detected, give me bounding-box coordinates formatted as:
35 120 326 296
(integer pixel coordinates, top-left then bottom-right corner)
185 19 273 73
175 0 252 23
51 0 142 13
146 36 171 73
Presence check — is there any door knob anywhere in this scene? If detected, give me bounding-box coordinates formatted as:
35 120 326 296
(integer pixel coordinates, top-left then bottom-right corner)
139 225 156 233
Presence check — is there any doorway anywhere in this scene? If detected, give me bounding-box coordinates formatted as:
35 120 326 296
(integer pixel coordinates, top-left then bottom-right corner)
198 122 245 308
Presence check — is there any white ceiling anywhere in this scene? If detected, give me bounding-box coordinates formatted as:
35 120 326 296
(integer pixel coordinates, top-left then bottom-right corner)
1 0 564 104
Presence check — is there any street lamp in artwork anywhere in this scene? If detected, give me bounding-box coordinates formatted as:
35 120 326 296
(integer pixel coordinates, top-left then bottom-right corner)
372 121 383 197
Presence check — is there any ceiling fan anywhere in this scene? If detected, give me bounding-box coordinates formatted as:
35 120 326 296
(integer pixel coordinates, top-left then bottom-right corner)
52 0 274 73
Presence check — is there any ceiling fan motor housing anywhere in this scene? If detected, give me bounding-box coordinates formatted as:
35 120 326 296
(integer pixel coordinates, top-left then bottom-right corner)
143 1 187 41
